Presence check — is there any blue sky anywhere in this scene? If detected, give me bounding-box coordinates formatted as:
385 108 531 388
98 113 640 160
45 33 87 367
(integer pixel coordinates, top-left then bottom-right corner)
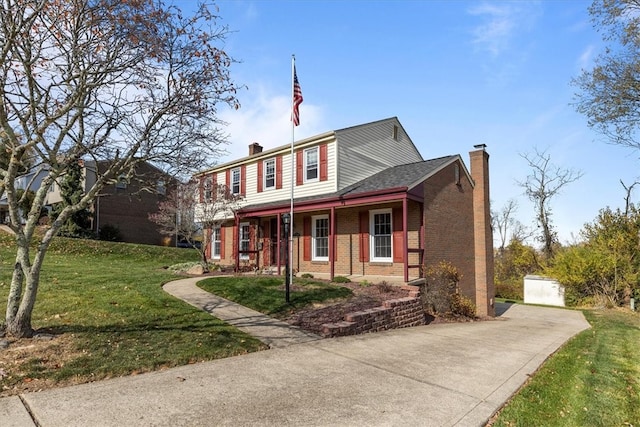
189 0 639 245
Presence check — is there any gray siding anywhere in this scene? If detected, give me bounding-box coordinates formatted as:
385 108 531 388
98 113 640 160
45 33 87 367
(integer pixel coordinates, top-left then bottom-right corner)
336 118 423 191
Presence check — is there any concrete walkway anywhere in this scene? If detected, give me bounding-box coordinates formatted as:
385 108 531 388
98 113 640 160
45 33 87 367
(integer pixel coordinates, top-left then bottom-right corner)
163 277 320 349
0 290 590 427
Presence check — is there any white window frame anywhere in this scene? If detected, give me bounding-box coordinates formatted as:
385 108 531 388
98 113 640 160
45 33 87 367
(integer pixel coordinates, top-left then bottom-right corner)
312 215 329 261
369 209 392 262
211 226 221 260
304 147 319 183
231 167 241 195
264 158 275 190
239 222 250 260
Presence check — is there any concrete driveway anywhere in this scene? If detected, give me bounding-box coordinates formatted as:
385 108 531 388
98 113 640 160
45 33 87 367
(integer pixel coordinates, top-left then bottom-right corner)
0 303 590 427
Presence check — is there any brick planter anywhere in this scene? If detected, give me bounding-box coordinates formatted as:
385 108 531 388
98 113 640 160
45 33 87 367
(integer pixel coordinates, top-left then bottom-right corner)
321 285 425 338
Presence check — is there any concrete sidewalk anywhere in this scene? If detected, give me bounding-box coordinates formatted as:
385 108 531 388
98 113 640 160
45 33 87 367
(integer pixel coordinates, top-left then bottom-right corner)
163 277 320 348
0 298 590 427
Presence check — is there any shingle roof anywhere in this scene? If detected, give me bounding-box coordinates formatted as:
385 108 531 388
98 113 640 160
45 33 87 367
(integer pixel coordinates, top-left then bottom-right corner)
239 155 459 213
338 155 457 197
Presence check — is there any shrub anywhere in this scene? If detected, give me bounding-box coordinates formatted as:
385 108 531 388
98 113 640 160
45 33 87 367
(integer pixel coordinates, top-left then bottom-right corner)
420 261 476 319
332 276 350 283
495 281 524 301
300 273 314 279
99 224 122 242
449 294 476 318
377 281 393 293
421 261 459 315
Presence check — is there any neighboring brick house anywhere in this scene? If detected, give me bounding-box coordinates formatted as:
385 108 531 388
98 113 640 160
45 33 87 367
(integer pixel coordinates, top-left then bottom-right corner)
46 160 173 246
194 117 495 316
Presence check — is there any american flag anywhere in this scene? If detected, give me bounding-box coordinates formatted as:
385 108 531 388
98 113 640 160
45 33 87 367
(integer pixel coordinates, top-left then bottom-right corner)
292 65 303 126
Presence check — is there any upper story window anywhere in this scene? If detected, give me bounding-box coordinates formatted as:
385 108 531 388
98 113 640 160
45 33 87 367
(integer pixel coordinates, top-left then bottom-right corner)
304 147 318 182
264 158 275 190
203 177 213 202
370 209 392 262
312 215 329 261
231 167 241 195
393 125 399 141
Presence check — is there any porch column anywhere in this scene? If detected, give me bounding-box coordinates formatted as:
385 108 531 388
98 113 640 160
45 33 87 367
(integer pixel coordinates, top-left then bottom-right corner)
276 213 282 274
330 206 336 280
234 215 240 272
403 197 409 282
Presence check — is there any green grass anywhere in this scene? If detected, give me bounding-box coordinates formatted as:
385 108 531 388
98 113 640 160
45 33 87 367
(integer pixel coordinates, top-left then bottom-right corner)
197 276 353 317
0 234 266 391
491 309 640 426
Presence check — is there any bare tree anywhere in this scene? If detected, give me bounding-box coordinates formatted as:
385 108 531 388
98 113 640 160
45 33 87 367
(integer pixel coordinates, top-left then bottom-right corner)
518 148 583 259
573 0 640 150
492 199 519 253
620 179 640 216
0 1 240 337
149 181 242 272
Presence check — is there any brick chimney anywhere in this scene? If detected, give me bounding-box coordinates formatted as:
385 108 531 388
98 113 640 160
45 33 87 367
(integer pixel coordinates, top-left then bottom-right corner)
249 142 263 156
470 144 495 317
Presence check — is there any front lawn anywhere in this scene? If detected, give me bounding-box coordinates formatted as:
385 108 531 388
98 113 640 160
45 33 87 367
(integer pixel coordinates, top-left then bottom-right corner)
0 235 266 396
490 309 640 426
197 276 354 317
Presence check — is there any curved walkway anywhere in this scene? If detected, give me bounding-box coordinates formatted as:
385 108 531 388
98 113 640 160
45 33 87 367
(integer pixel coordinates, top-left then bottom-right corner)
163 277 320 349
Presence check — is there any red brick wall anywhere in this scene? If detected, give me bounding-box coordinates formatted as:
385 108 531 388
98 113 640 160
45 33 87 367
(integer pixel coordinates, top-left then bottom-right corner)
322 288 425 338
470 149 495 317
289 202 422 278
423 161 476 302
96 162 173 246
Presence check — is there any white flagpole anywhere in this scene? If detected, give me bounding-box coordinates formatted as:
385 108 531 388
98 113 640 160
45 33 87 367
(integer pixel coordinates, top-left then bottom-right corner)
289 55 295 292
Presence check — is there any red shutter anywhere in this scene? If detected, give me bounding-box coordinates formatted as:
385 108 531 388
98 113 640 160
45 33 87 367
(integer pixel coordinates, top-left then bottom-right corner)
225 169 230 191
204 228 211 259
296 151 303 186
303 216 311 261
276 156 283 189
257 161 263 193
249 223 256 261
240 165 246 196
198 176 204 202
392 208 403 263
219 226 225 259
359 211 369 262
320 144 328 181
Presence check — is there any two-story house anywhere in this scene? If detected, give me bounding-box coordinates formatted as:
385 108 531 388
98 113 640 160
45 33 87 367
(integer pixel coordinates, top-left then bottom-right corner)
195 117 495 316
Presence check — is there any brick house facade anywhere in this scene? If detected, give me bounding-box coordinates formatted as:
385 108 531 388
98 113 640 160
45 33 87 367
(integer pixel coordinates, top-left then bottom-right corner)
195 118 495 316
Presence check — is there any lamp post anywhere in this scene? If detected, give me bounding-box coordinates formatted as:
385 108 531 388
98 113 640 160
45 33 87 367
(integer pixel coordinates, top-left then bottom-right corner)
282 213 291 303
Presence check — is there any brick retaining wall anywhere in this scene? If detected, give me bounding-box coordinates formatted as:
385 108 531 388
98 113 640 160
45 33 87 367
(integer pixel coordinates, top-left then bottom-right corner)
321 285 425 338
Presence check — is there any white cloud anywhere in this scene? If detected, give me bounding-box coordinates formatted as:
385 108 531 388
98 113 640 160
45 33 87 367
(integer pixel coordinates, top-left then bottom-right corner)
577 44 595 70
217 83 325 163
468 2 540 57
